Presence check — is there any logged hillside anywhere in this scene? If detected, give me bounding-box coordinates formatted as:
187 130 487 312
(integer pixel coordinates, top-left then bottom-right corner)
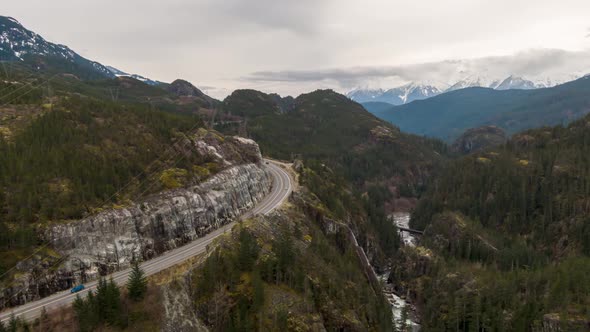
391 114 590 330
372 76 590 142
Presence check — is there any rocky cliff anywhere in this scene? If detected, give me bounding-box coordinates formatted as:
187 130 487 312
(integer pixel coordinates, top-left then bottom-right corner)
1 134 272 309
451 125 506 154
49 163 271 276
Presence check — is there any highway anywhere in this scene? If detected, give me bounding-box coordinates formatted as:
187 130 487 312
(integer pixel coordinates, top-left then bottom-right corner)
0 160 293 323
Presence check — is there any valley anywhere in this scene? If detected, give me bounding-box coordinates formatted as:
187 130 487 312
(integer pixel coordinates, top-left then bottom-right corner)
0 8 589 332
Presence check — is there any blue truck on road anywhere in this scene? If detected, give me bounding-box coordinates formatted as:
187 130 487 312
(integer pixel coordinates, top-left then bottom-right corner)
70 285 85 293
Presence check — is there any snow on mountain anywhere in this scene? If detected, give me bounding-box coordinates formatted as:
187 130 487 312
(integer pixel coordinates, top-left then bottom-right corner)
495 76 538 90
348 83 441 105
446 75 502 91
350 73 583 105
347 88 386 102
0 16 114 78
106 66 163 86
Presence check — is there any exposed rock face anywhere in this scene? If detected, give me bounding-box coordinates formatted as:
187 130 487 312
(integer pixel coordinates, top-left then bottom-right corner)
167 79 219 108
452 125 506 154
161 275 209 332
0 134 272 309
49 163 271 274
168 79 208 98
269 93 295 113
536 313 590 332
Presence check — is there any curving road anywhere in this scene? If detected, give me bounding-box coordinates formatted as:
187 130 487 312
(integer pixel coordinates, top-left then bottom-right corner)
0 159 293 323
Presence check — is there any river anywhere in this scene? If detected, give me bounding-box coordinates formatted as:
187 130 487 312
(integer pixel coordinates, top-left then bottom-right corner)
380 212 420 331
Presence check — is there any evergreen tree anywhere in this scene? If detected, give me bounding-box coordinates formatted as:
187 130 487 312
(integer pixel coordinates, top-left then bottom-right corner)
252 270 265 310
127 260 148 301
7 314 17 332
105 278 122 326
237 229 259 271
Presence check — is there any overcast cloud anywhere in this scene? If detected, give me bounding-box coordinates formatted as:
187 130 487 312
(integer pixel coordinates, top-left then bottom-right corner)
246 49 590 90
4 0 590 98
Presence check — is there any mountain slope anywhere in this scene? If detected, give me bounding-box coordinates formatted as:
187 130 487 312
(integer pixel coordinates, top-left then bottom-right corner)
495 75 538 90
361 101 395 114
215 89 448 267
0 16 113 79
395 114 590 329
372 76 590 142
218 89 446 189
106 65 163 86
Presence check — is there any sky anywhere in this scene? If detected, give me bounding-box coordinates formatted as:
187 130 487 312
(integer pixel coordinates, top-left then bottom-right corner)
4 0 590 98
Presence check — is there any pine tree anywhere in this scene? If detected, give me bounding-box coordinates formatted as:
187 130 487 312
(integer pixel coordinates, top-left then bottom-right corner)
237 229 259 271
96 277 108 320
7 314 17 332
73 294 93 332
127 260 148 301
105 278 122 326
252 270 265 310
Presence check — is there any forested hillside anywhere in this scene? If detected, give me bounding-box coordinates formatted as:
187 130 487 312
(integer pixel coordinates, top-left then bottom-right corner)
190 187 394 331
393 114 590 330
218 89 447 202
215 88 448 266
0 61 232 288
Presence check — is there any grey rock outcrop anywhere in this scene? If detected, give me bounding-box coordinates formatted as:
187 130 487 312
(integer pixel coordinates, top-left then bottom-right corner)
1 133 272 309
451 126 506 154
49 163 271 275
161 275 209 332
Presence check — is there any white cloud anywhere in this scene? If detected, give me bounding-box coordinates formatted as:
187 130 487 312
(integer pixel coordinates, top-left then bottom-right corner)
3 0 590 98
245 49 590 92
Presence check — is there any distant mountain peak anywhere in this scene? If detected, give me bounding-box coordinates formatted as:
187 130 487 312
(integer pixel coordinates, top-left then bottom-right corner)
168 79 206 97
496 75 538 90
167 79 218 107
348 83 441 105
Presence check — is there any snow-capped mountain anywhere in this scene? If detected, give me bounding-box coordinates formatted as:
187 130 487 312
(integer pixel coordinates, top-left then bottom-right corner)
0 16 114 78
347 88 385 102
446 76 501 91
106 66 163 86
447 75 566 91
348 83 441 105
495 76 539 90
350 74 581 105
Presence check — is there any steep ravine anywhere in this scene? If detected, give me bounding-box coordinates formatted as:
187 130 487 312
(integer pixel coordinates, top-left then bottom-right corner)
381 213 421 331
1 144 272 309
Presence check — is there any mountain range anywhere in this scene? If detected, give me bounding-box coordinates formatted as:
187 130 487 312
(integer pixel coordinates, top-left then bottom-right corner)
370 76 590 142
348 75 577 106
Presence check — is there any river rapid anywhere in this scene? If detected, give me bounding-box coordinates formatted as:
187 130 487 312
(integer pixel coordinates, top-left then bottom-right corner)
380 212 420 331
